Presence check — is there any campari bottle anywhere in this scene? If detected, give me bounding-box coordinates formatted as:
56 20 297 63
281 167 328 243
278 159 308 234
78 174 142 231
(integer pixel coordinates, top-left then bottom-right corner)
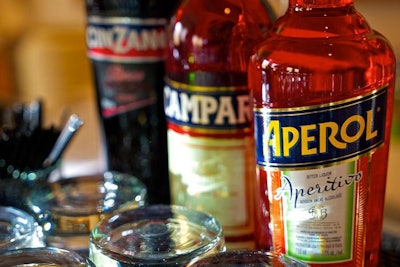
248 0 396 266
164 0 272 248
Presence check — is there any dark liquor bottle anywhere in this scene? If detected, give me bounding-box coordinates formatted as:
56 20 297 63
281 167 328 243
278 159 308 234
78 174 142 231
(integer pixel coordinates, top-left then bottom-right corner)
164 0 272 248
249 0 396 266
85 0 180 204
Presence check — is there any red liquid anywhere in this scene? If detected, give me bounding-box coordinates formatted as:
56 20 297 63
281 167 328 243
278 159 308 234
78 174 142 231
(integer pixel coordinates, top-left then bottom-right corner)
165 0 272 248
248 1 395 266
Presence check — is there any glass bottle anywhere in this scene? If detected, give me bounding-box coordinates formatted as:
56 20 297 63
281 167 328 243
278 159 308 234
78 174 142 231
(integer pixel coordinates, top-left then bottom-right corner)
164 0 272 248
85 0 180 204
248 0 396 266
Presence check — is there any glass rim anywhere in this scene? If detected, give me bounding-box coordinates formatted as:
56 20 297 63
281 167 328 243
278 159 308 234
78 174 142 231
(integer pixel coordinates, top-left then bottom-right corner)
27 170 147 216
0 206 38 251
0 247 92 266
90 204 225 264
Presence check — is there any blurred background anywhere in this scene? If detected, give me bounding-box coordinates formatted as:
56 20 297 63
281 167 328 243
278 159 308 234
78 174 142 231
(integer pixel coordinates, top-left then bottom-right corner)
0 0 101 176
0 0 399 229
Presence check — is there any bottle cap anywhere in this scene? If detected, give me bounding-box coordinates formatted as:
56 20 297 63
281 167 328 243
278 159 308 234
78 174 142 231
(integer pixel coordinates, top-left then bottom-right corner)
85 0 179 18
187 250 310 266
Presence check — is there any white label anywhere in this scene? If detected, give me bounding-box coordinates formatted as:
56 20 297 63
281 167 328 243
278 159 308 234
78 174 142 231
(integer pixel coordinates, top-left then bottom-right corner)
269 161 363 263
89 243 120 267
168 130 254 237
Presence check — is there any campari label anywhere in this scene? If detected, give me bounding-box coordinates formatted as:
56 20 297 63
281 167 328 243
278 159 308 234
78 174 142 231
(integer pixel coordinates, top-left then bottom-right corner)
164 78 256 242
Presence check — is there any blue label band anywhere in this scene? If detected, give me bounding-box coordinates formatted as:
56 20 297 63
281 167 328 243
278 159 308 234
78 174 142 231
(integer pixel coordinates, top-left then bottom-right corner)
255 87 388 169
164 79 253 131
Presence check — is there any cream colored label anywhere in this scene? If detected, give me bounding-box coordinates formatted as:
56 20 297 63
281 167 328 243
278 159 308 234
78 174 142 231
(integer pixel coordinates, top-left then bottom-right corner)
89 243 120 267
270 162 361 263
168 130 254 238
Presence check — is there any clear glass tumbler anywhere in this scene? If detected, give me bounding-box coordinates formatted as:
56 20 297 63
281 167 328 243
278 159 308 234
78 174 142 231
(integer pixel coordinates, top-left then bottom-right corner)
0 206 45 252
26 171 147 251
89 204 225 266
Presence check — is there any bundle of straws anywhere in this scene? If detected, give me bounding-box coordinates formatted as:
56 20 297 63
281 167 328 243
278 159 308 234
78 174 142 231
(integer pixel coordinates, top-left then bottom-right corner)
0 100 83 180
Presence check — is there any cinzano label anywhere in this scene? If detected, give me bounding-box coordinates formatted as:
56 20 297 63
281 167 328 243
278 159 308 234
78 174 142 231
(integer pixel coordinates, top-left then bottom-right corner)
86 16 167 62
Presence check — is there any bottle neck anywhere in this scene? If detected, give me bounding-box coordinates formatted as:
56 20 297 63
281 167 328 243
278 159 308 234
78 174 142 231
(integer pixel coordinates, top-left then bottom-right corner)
289 0 354 9
273 0 369 38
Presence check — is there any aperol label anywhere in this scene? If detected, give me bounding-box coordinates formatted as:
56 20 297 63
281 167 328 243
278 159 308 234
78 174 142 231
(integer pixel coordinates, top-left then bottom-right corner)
255 87 387 168
255 87 387 263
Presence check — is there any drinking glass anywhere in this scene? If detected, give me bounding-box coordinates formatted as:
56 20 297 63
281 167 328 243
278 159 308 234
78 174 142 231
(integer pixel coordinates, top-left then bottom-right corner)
0 247 95 266
26 171 147 251
0 206 45 252
89 204 225 266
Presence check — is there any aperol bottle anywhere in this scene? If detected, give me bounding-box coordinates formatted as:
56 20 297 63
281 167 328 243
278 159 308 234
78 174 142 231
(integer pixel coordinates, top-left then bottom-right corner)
164 0 272 248
248 0 396 266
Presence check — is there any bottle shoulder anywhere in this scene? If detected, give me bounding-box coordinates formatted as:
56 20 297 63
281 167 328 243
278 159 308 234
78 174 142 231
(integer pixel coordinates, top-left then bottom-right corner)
272 6 370 38
169 1 271 48
248 9 396 108
251 7 395 72
252 30 395 74
166 0 272 76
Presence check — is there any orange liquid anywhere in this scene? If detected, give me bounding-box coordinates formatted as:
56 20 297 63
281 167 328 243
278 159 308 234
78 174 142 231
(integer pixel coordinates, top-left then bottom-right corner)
248 1 395 266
